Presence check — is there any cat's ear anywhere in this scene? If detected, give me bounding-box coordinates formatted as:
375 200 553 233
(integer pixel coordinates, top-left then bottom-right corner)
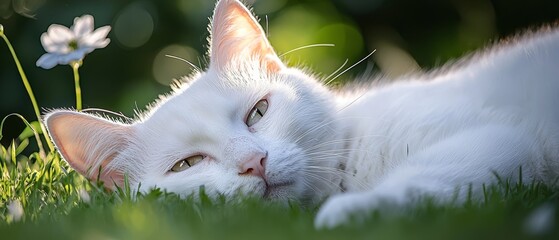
209 0 284 73
45 111 131 189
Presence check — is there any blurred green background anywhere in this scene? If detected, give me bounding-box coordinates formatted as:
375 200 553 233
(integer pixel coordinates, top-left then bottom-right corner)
1 0 558 145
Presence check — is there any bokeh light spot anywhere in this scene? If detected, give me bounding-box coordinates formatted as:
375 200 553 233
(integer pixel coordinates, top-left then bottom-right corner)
316 23 364 59
152 44 200 86
269 5 364 78
269 5 326 53
114 3 154 48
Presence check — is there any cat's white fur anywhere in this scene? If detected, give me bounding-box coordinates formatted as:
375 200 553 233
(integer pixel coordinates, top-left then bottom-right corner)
45 0 559 229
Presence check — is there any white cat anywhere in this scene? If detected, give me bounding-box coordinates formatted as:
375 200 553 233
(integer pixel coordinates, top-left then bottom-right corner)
45 0 559 229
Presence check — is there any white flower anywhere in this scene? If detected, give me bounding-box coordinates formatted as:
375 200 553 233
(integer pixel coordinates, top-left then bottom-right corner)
36 14 111 69
7 199 24 222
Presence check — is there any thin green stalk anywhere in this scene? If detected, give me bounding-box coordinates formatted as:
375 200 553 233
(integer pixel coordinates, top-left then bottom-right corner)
1 113 46 159
0 26 54 153
71 62 82 111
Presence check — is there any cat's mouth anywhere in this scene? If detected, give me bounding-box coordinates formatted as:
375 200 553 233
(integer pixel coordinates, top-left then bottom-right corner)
263 180 295 199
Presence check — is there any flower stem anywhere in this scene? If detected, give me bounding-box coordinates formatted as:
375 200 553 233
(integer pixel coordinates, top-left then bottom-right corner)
71 62 82 111
0 28 54 153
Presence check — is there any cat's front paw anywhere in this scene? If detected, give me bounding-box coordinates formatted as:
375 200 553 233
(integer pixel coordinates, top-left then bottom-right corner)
314 192 373 229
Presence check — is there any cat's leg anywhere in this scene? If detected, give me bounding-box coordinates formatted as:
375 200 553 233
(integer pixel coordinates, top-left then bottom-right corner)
315 124 543 228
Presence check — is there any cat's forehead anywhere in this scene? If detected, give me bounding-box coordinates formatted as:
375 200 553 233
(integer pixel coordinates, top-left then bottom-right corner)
139 70 271 135
183 70 270 109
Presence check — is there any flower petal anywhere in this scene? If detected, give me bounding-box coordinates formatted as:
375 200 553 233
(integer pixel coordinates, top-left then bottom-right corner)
41 32 70 54
87 38 111 49
58 49 89 65
72 15 94 38
82 25 111 49
36 53 60 69
46 24 74 43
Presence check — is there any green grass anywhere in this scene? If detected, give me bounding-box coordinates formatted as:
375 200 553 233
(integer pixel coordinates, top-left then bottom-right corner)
1 127 559 240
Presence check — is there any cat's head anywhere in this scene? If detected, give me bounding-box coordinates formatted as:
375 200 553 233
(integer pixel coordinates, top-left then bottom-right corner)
45 0 342 204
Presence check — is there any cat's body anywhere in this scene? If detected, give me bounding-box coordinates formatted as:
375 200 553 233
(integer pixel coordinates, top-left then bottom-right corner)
44 0 559 228
339 29 559 192
320 29 559 227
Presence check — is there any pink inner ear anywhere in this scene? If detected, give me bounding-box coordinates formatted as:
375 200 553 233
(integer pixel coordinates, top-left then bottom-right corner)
46 111 129 189
210 0 284 72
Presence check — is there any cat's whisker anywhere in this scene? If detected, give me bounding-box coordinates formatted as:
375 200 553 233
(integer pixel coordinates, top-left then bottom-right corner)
323 58 348 83
304 133 406 151
293 118 339 143
305 150 377 159
300 175 323 195
305 166 351 176
293 115 388 144
265 15 269 38
303 167 369 191
165 54 202 72
325 50 377 85
306 154 367 163
304 165 370 188
279 43 336 57
337 91 369 112
302 171 340 190
305 149 364 155
304 138 360 150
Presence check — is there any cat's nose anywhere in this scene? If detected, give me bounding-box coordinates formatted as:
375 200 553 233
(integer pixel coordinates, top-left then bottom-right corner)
239 151 267 179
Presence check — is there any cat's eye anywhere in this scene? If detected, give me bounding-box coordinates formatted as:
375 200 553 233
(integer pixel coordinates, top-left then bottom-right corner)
170 155 204 172
246 99 268 127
